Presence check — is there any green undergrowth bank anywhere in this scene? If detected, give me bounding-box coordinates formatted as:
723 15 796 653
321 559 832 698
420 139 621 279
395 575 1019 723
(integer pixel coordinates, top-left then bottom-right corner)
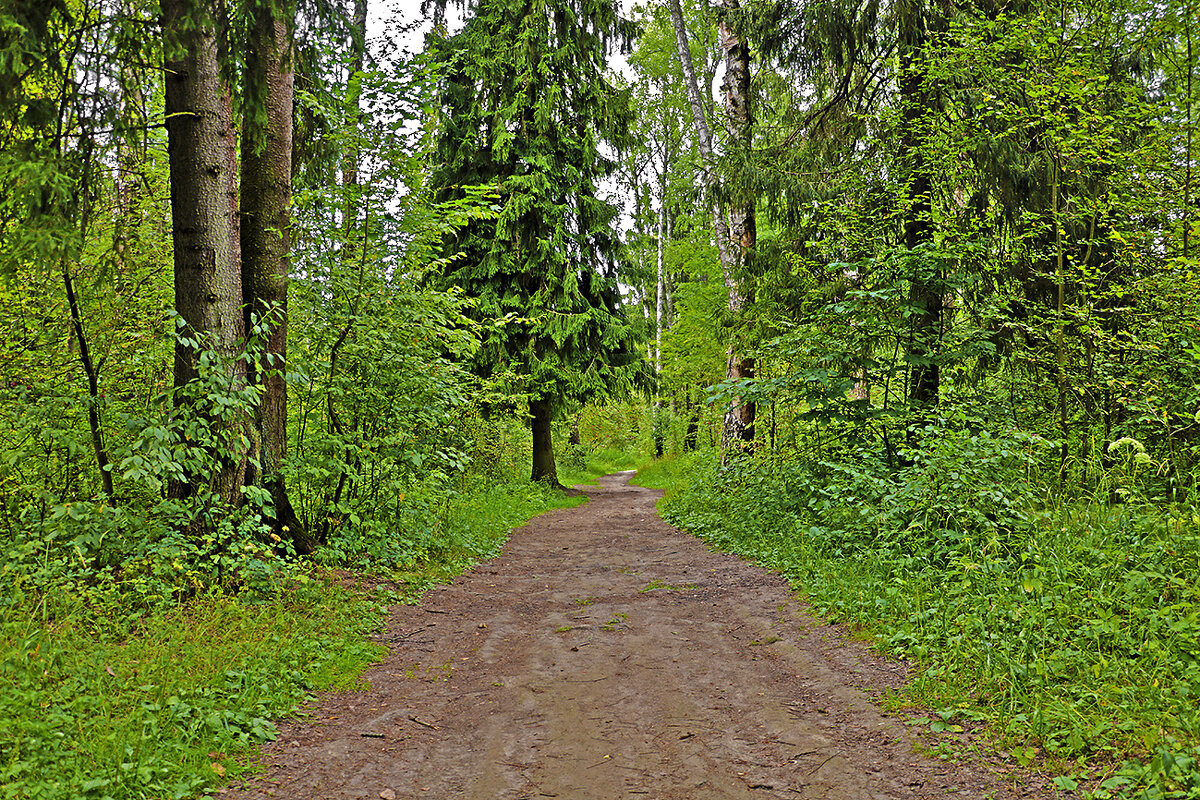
0 478 584 800
636 450 1200 800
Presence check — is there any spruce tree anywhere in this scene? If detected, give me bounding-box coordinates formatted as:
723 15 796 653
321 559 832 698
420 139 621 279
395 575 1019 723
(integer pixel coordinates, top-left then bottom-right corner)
428 0 649 487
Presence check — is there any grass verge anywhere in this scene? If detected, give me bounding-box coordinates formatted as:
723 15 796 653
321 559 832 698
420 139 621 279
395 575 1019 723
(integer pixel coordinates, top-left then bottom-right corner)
1 579 384 800
636 450 1200 800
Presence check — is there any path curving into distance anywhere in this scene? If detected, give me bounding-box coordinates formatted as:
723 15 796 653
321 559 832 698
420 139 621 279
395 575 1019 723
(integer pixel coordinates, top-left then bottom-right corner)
229 472 1041 799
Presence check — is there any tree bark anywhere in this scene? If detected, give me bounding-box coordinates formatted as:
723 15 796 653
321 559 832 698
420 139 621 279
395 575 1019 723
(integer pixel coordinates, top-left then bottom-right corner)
717 0 755 450
667 0 755 452
666 0 734 268
162 0 248 505
898 0 940 412
241 0 313 552
530 399 561 487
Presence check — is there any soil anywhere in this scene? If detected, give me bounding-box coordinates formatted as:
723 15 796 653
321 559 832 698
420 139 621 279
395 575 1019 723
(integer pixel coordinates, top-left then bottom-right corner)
226 472 1051 800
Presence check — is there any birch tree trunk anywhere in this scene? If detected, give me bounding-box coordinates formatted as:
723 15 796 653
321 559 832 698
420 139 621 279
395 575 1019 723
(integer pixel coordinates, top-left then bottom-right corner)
717 0 755 449
666 0 733 267
666 0 754 452
656 197 665 375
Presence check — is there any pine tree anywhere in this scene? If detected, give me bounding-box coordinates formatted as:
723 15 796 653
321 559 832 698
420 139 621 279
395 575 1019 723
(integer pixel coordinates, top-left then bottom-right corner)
162 0 249 507
428 0 649 487
240 0 313 551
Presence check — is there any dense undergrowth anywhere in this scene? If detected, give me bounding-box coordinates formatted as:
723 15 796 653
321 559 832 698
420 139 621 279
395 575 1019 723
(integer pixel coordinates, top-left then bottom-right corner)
0 422 627 800
1 582 383 800
637 440 1200 800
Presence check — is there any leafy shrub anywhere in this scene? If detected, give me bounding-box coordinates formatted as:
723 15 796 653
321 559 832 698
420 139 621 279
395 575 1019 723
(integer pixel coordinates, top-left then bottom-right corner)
660 422 1044 575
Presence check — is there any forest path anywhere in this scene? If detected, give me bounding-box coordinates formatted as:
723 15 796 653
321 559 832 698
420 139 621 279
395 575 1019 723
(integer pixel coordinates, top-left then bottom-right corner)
228 472 1034 800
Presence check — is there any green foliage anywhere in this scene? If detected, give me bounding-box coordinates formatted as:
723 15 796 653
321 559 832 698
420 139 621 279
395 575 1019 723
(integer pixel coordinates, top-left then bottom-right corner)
427 0 650 425
1 319 297 614
645 444 1200 797
308 414 537 573
287 268 481 553
282 40 511 551
0 581 385 800
577 402 653 454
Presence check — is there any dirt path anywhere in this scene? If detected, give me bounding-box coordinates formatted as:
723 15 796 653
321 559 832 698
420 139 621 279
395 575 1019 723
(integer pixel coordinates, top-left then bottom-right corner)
228 472 1039 799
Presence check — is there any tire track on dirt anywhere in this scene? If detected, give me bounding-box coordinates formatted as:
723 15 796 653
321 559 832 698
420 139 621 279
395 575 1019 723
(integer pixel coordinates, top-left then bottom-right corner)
228 471 1034 799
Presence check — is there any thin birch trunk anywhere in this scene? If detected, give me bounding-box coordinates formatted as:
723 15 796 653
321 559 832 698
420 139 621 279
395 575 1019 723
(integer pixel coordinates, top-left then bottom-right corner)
666 0 754 452
717 0 755 449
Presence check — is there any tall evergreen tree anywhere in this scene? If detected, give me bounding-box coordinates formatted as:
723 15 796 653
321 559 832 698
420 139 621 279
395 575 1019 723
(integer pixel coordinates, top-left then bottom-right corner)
427 0 649 487
162 0 250 507
241 0 312 551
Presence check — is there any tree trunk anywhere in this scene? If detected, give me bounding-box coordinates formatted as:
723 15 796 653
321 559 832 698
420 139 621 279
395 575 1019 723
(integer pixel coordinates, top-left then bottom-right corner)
666 0 733 269
684 385 701 452
241 0 313 552
1053 160 1069 484
343 0 366 230
656 190 665 375
718 0 755 450
114 9 144 293
63 263 113 497
667 0 754 452
1184 11 1193 260
654 168 667 460
530 399 561 487
898 0 940 413
162 0 248 506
